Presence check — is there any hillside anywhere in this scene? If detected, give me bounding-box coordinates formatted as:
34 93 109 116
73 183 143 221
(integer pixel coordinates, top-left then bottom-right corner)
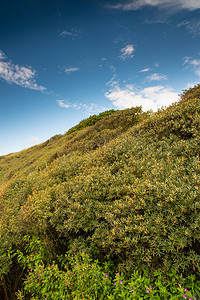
0 85 200 299
0 107 147 187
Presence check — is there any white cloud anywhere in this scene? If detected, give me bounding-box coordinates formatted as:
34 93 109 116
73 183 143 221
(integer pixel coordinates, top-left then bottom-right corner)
146 73 168 81
120 44 135 60
183 56 200 77
57 100 71 108
190 59 200 66
177 19 200 36
83 103 112 115
109 64 117 73
57 100 83 110
183 56 191 65
57 99 111 115
108 0 200 11
184 81 199 89
0 50 6 60
106 74 119 87
59 28 80 39
178 20 190 28
105 84 178 111
64 67 79 74
140 68 150 72
0 50 46 91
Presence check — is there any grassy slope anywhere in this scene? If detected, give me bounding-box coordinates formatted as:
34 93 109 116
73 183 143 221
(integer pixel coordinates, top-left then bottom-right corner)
0 106 145 187
0 85 200 298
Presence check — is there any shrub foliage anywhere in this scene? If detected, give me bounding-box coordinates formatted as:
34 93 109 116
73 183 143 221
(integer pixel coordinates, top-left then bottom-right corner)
0 85 200 299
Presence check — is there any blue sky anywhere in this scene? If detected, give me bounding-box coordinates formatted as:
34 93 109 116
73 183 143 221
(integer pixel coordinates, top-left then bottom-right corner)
1 0 200 155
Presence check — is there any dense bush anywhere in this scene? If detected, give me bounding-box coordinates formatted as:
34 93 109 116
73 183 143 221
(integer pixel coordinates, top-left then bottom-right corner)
15 237 199 300
179 84 200 104
66 109 117 135
0 86 200 299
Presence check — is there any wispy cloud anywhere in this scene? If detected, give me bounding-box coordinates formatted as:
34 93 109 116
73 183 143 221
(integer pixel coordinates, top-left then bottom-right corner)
140 68 150 73
184 81 199 90
59 28 81 39
177 19 200 37
190 59 200 67
0 50 6 60
183 56 191 65
57 99 111 115
146 73 168 81
108 0 200 11
57 100 71 108
64 67 79 74
183 56 200 77
106 74 119 87
144 18 169 24
120 44 135 60
105 84 178 111
57 99 82 110
0 50 46 91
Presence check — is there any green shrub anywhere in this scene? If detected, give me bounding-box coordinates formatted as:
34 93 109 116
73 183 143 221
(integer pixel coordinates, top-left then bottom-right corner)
15 239 200 300
0 85 200 298
66 109 117 135
179 84 200 104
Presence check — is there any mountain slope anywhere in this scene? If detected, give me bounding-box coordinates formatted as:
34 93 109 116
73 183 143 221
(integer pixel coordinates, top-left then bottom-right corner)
0 106 148 187
0 85 200 299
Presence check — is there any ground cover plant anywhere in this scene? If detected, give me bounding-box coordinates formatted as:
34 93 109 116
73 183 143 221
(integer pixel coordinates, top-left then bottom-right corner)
15 236 199 300
0 84 200 299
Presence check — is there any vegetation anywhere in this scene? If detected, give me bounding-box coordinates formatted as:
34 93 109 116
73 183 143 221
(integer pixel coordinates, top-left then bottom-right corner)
66 109 117 135
0 106 144 186
0 84 200 299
